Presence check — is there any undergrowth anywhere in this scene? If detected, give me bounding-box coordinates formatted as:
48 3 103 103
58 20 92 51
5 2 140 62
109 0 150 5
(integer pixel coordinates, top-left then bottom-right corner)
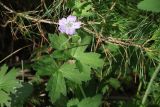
0 0 160 107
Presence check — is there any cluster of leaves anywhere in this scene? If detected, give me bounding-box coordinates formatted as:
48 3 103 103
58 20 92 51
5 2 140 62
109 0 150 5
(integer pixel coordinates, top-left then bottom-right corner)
0 65 33 107
0 65 20 106
32 33 104 106
67 0 94 17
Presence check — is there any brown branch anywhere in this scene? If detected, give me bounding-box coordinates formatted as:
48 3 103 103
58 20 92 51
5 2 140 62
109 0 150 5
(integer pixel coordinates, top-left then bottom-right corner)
0 45 32 64
17 13 58 25
0 1 16 13
0 1 57 27
83 27 151 51
0 1 152 52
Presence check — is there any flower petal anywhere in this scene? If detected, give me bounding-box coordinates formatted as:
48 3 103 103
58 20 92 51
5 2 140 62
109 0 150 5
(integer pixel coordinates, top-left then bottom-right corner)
73 22 81 29
67 15 77 22
58 18 67 26
58 26 66 33
66 28 76 35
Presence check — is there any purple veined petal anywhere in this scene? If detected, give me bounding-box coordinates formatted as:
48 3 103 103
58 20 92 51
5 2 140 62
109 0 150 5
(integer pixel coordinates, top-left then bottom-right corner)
67 15 77 22
65 28 76 35
58 18 67 26
73 22 81 29
58 26 66 33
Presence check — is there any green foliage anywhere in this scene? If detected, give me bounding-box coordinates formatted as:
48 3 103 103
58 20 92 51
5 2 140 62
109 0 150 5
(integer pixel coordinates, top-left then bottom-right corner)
0 91 10 107
1 0 160 106
146 28 160 61
108 78 121 90
11 83 33 107
67 0 94 17
0 65 21 106
59 63 90 84
71 46 104 69
45 62 91 103
138 0 160 12
49 33 70 50
32 55 58 76
67 94 102 107
32 33 104 103
46 71 67 103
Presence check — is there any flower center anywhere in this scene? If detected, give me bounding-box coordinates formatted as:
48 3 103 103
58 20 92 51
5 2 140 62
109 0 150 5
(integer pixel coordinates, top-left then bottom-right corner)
66 21 73 27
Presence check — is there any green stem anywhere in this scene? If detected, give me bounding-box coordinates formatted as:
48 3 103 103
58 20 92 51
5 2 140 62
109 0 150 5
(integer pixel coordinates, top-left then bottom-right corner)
79 85 86 98
142 63 160 105
137 82 142 96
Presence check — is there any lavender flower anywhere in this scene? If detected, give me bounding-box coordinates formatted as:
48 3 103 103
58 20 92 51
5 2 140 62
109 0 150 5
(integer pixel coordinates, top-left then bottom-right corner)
58 15 81 35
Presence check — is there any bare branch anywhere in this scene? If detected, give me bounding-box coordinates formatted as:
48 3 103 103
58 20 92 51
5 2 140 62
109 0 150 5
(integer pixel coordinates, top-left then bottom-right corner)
0 1 15 13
